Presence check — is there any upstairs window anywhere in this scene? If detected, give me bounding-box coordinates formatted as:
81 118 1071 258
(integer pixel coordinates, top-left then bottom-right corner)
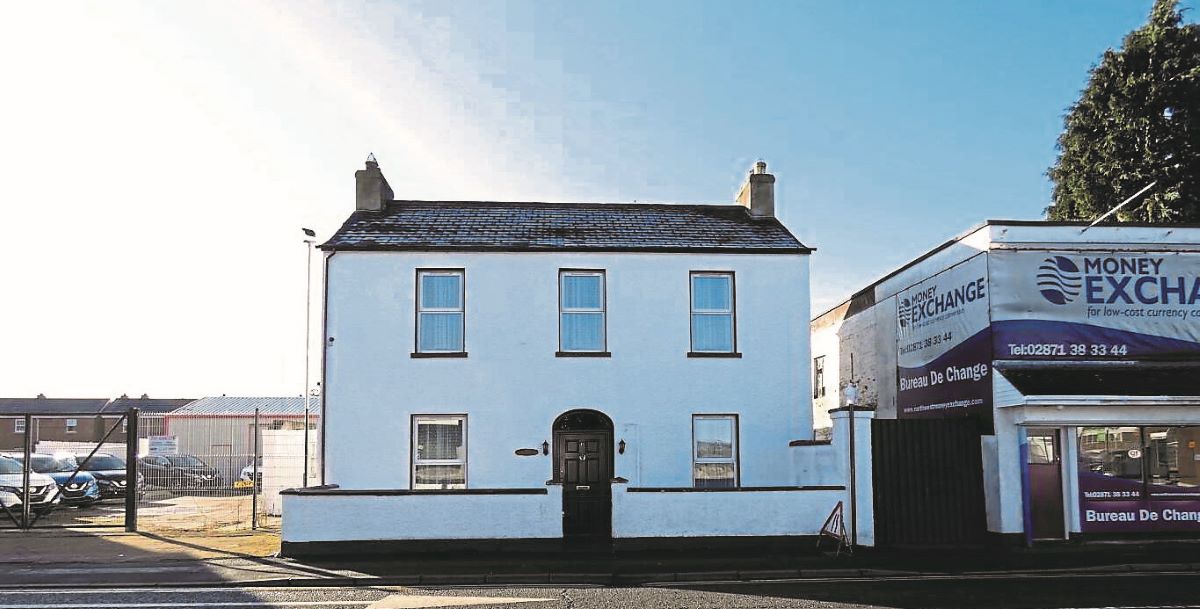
65 418 78 433
416 270 465 353
693 414 738 488
559 270 606 353
690 272 735 353
13 419 25 434
813 356 826 398
412 415 466 489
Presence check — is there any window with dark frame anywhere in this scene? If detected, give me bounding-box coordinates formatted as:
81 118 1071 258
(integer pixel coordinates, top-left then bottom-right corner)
412 415 467 489
416 270 465 353
813 356 826 399
559 270 606 353
690 272 735 353
693 414 738 488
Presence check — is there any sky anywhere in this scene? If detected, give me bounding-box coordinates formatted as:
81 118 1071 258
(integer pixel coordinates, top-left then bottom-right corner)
0 1 1191 399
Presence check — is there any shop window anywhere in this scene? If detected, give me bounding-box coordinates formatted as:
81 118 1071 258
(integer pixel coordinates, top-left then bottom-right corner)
1077 426 1200 500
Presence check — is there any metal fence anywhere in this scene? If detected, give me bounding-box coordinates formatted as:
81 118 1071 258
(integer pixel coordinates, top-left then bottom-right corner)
134 409 318 534
0 408 318 533
0 411 135 530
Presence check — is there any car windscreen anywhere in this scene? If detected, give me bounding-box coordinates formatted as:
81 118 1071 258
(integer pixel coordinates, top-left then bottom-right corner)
0 458 21 475
167 455 205 467
27 455 62 474
78 455 125 470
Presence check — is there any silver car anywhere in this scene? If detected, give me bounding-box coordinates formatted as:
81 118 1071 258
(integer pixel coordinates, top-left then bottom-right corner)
0 455 61 515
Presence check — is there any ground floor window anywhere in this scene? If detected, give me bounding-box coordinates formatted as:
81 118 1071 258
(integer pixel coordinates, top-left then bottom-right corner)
1077 425 1200 533
1079 426 1200 500
412 415 466 489
692 414 738 488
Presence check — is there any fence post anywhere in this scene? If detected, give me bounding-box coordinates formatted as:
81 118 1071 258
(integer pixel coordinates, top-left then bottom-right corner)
252 408 259 530
21 415 32 529
125 408 138 533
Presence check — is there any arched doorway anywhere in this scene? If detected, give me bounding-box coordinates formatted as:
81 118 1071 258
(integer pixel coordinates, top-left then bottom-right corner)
552 409 614 541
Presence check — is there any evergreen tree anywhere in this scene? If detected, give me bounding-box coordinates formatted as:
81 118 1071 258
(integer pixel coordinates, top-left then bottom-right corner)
1047 0 1200 222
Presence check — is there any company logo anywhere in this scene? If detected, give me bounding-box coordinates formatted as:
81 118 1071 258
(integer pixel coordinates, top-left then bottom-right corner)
1035 255 1200 306
899 277 986 328
1037 256 1082 305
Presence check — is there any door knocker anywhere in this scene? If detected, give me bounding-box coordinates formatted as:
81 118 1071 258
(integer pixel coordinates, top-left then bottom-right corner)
578 454 588 461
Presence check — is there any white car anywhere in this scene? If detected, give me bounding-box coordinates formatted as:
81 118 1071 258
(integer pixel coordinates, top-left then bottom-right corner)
0 456 61 515
237 458 262 489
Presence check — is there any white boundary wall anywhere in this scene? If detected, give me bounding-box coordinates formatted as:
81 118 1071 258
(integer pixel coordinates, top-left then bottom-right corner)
282 487 563 542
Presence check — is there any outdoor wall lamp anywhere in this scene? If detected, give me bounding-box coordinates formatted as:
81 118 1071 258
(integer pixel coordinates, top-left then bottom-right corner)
618 439 626 454
542 441 549 455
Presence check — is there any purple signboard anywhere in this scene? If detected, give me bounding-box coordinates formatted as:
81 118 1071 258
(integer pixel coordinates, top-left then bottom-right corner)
1078 469 1200 533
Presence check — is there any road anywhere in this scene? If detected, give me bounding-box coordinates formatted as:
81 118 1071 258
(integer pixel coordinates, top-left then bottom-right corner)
1 573 1199 609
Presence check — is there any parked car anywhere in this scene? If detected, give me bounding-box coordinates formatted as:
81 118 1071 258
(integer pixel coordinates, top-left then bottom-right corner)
73 453 143 500
2 453 99 508
138 454 221 488
0 455 60 515
236 457 262 490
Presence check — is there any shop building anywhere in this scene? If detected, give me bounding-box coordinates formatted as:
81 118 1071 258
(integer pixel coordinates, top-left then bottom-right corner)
280 158 875 556
812 220 1200 543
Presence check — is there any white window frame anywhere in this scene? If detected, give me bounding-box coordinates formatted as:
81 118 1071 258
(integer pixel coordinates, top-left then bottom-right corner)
692 414 739 488
689 272 736 353
411 414 467 490
13 419 25 434
416 269 465 353
558 270 607 353
65 418 78 434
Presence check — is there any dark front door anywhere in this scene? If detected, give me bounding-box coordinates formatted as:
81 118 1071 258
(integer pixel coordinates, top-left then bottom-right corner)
557 431 612 540
1027 427 1065 540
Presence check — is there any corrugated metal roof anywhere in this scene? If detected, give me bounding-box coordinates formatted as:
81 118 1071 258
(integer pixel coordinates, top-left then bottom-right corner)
166 396 312 416
321 201 810 253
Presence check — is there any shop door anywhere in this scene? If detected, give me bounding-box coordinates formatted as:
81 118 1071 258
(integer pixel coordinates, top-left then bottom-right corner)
1027 427 1065 539
557 431 612 541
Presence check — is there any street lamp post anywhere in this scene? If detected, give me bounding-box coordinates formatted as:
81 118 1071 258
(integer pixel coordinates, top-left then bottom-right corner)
302 228 316 488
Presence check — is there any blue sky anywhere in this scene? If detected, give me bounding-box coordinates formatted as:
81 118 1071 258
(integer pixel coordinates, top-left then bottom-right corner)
0 1 1189 397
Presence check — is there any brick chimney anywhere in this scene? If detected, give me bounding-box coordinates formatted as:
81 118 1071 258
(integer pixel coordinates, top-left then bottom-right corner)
736 160 775 218
355 153 393 212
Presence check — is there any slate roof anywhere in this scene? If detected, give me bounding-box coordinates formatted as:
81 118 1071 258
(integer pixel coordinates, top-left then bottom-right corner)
0 398 112 416
103 397 196 415
167 396 311 417
321 201 810 253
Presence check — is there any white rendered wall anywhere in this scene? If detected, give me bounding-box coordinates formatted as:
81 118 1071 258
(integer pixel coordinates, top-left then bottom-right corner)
282 488 562 542
323 251 812 491
612 487 845 538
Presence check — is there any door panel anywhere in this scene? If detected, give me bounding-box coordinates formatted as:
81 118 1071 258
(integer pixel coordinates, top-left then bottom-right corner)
558 431 612 540
1028 427 1065 539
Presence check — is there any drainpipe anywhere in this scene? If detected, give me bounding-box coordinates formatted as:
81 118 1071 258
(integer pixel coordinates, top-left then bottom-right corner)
844 382 860 546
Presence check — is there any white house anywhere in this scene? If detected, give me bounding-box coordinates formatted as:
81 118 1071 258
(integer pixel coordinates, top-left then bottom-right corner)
281 158 874 556
812 220 1200 545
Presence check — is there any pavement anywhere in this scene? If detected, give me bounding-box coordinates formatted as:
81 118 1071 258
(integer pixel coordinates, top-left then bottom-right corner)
4 528 1200 591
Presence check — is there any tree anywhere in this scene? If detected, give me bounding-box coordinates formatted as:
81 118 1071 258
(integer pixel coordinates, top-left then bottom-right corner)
1047 0 1200 223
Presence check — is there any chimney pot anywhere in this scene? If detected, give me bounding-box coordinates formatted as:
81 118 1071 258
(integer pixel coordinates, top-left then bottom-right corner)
736 160 776 218
355 154 393 212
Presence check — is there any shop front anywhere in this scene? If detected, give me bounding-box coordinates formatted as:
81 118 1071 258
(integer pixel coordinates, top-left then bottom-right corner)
1076 424 1200 534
